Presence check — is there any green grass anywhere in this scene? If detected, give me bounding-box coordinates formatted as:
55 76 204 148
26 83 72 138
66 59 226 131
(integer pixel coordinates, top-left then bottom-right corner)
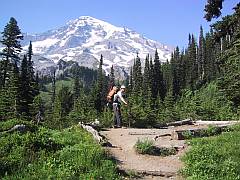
0 123 120 179
134 139 176 156
135 139 155 155
181 124 240 180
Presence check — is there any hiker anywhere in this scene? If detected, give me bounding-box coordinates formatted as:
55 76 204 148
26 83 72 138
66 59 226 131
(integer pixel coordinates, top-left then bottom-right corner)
107 86 118 110
113 85 128 128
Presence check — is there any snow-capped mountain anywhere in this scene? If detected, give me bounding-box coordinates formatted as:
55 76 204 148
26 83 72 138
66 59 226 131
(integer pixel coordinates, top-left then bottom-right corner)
21 16 174 77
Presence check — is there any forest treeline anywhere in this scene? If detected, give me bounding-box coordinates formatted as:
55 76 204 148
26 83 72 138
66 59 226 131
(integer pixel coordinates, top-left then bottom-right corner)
0 1 239 179
1 3 240 128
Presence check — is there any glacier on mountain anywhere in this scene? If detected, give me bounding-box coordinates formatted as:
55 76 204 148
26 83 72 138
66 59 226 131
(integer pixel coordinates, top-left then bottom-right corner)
20 16 174 77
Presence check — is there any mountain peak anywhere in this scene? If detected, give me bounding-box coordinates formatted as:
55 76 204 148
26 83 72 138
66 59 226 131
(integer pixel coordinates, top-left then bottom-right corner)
67 16 123 32
22 16 174 78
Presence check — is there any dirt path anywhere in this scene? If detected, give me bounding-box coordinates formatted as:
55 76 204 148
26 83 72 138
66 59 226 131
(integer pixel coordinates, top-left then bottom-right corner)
98 121 240 179
100 125 211 179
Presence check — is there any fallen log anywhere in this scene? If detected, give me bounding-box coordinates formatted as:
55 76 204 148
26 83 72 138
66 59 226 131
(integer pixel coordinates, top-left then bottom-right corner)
0 124 27 134
129 132 157 135
194 120 239 126
171 125 229 140
79 122 103 143
166 119 193 127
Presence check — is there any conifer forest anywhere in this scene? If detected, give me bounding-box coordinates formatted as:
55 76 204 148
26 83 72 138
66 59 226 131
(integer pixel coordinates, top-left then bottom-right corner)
0 1 240 179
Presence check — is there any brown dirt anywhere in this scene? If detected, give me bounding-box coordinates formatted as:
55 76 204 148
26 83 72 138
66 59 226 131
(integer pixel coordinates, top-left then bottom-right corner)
100 125 210 179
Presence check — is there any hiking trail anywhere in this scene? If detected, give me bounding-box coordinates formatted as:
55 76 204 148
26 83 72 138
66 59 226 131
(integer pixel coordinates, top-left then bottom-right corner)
99 121 237 179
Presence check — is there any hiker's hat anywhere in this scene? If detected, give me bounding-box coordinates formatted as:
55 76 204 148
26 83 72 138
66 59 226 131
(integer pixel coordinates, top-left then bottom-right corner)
121 85 126 89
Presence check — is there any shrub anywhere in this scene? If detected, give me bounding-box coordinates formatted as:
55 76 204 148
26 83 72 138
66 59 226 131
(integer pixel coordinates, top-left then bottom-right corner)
181 125 240 179
0 125 120 179
134 139 176 156
135 139 155 155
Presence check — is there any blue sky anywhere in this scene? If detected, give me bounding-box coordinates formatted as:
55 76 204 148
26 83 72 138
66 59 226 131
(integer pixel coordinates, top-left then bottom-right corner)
0 0 238 48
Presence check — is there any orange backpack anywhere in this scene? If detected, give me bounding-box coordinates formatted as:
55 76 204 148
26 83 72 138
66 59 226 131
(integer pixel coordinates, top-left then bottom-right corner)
107 89 116 103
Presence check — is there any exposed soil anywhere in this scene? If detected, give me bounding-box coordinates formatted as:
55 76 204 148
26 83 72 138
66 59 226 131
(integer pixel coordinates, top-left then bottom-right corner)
100 125 209 179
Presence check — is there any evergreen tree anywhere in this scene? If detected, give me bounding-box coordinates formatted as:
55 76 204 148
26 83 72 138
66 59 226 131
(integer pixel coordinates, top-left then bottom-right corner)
19 55 31 117
179 50 187 89
18 42 38 118
186 34 198 91
53 86 73 122
197 26 206 82
51 70 56 108
32 95 44 124
27 41 39 97
0 59 4 89
152 49 166 103
95 54 104 113
205 31 216 81
204 0 224 21
0 17 23 87
128 67 133 95
133 54 142 93
142 54 150 100
109 65 115 87
132 58 136 90
73 72 81 101
162 59 172 93
0 65 20 119
149 56 155 108
172 47 181 98
70 90 96 123
217 4 240 107
163 90 179 122
27 41 34 81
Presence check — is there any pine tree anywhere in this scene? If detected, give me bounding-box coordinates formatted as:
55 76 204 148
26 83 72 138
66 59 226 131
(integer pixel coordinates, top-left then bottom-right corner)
19 55 31 117
162 59 172 93
27 41 34 81
128 67 133 95
95 54 104 113
205 31 216 81
216 4 240 107
186 34 198 91
70 90 96 123
32 95 44 124
149 56 155 108
132 58 136 90
204 0 224 21
109 65 115 87
51 70 56 108
163 90 179 122
172 46 181 97
27 41 39 97
73 72 81 101
133 54 142 93
53 86 73 121
197 26 206 82
143 54 150 100
0 17 23 87
0 60 4 89
153 49 166 102
179 50 186 89
0 65 20 119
